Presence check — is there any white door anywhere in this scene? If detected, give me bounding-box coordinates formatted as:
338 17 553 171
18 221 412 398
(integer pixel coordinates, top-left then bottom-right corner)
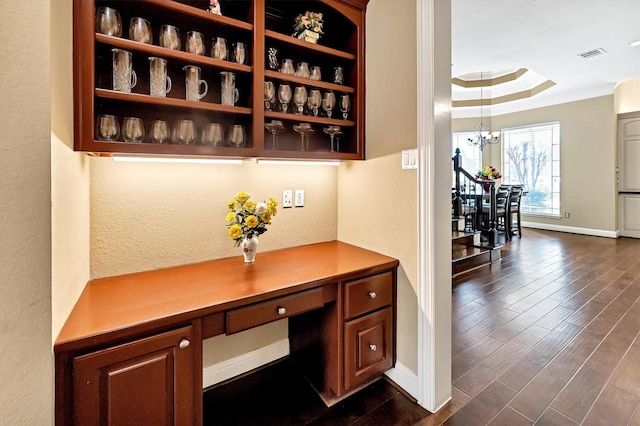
618 112 640 238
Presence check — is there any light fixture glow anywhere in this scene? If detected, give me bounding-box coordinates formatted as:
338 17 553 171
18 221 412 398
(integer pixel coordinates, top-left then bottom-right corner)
629 39 640 48
257 159 340 166
112 155 244 164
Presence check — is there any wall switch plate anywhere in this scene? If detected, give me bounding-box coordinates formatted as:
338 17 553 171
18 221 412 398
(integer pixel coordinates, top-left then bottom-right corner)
294 189 305 207
283 190 293 208
401 149 418 169
564 212 570 218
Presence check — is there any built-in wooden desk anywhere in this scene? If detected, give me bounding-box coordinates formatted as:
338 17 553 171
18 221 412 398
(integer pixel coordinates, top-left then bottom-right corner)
55 241 399 425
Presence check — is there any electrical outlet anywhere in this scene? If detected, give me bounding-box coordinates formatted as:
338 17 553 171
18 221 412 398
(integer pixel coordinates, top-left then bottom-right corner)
564 212 570 218
294 189 305 207
282 190 293 208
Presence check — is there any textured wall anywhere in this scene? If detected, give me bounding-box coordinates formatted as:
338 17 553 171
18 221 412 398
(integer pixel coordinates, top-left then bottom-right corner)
0 1 53 423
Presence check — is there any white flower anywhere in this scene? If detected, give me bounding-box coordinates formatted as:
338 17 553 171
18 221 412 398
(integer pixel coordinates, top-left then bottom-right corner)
255 202 268 215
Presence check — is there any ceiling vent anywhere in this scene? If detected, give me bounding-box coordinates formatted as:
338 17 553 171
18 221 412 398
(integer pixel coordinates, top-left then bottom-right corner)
578 48 606 59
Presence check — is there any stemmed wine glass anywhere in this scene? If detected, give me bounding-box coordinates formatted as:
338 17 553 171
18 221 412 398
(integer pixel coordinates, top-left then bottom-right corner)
278 84 292 112
293 86 308 115
339 94 351 120
323 125 342 152
293 123 314 151
264 120 285 149
322 91 336 118
264 81 275 111
307 90 322 117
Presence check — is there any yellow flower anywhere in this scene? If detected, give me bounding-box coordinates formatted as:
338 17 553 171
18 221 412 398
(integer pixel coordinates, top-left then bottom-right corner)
235 191 250 204
245 215 259 228
262 212 272 223
226 211 236 223
228 224 243 240
244 201 257 212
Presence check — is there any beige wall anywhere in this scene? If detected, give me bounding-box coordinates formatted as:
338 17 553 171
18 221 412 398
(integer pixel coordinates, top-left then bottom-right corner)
455 96 618 233
614 77 640 114
338 0 419 373
0 1 53 424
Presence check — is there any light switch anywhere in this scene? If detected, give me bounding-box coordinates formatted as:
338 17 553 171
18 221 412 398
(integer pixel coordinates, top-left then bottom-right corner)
294 189 305 207
401 149 418 169
283 190 293 208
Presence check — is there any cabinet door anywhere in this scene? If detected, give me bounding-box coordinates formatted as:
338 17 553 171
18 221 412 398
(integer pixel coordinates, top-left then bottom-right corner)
344 307 393 390
73 325 198 425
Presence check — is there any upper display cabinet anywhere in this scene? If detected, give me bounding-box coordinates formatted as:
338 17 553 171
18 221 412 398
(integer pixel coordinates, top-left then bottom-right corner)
73 0 368 160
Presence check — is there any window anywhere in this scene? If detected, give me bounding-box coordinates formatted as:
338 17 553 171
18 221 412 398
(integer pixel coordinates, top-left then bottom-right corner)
502 122 560 216
452 132 481 176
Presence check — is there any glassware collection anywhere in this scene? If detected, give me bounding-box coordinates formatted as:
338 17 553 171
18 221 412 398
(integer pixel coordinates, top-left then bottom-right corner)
95 114 245 147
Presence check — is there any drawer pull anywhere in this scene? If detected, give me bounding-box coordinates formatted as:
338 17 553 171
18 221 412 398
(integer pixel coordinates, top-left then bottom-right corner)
369 344 377 352
179 339 190 350
277 307 287 315
368 291 377 299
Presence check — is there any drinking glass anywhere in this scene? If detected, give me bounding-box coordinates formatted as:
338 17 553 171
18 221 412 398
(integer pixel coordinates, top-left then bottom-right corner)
264 120 284 149
175 119 197 145
267 47 279 70
333 66 345 85
232 42 246 64
212 37 228 60
149 57 172 97
308 90 322 117
278 84 292 113
201 123 224 146
159 25 181 50
339 94 351 120
220 71 239 106
129 17 152 44
96 7 122 37
149 120 170 143
95 114 120 141
310 66 322 81
186 31 205 55
280 59 294 75
264 81 275 110
294 62 310 79
112 48 137 92
322 91 336 118
122 117 145 143
228 125 246 148
323 125 342 152
293 123 314 151
183 65 208 101
293 86 308 115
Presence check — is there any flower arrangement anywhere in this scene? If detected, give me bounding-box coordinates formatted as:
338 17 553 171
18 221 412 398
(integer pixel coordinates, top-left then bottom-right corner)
476 165 502 180
292 11 324 37
226 191 278 247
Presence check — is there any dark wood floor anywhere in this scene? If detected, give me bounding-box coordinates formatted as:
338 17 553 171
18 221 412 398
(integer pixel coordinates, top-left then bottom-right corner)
204 229 640 425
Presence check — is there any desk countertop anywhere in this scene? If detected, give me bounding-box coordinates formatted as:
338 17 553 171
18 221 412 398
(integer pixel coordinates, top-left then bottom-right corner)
55 241 398 352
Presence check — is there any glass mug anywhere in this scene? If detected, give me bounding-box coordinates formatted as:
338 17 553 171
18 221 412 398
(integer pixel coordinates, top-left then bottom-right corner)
201 123 224 146
149 57 172 97
186 31 205 55
220 72 239 106
121 117 145 143
159 25 181 50
112 48 137 93
96 7 122 37
232 42 246 65
227 124 246 148
212 37 228 60
129 17 152 44
183 65 208 101
149 120 170 144
280 58 294 75
95 114 120 141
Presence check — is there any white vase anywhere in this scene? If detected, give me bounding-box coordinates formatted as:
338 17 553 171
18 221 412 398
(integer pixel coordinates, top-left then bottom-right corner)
241 235 259 263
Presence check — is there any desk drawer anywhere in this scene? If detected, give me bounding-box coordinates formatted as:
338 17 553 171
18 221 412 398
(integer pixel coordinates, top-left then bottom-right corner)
226 288 324 334
344 272 393 319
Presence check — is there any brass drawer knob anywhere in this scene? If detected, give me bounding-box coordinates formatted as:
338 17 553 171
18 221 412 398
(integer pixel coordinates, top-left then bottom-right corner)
369 344 377 351
179 339 190 350
277 307 286 315
368 291 377 299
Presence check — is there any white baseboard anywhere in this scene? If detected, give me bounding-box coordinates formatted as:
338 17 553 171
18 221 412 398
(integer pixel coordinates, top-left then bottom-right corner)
202 338 289 389
384 361 418 400
521 221 617 238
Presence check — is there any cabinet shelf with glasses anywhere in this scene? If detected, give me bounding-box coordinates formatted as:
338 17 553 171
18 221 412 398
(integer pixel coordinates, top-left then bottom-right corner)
74 0 367 159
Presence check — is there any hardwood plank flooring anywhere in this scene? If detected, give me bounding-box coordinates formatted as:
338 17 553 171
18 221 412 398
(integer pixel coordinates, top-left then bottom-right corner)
203 229 640 425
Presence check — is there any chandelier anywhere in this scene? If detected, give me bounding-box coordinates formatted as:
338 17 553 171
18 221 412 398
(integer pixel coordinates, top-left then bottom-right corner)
468 73 500 151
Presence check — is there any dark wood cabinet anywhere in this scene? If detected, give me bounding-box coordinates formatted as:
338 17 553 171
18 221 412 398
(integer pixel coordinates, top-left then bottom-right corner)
74 0 367 160
72 325 200 425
